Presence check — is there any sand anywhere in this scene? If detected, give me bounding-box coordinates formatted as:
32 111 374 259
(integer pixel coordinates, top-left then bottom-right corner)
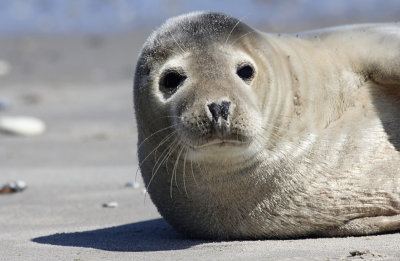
0 31 399 261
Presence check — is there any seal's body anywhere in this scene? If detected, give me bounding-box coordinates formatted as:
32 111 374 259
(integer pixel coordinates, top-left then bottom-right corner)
134 12 400 239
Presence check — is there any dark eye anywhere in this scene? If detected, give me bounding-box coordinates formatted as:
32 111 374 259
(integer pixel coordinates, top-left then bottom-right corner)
237 64 254 81
160 71 186 93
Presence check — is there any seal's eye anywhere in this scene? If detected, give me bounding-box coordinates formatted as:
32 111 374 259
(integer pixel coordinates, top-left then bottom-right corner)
237 64 254 82
160 71 186 93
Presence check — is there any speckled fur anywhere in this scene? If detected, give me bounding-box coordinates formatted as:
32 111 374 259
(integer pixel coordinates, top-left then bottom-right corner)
134 12 400 239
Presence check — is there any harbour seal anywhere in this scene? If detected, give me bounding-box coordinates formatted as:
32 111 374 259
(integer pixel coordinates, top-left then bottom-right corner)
133 12 400 239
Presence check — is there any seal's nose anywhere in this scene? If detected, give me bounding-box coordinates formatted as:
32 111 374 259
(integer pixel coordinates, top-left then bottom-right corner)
207 101 231 122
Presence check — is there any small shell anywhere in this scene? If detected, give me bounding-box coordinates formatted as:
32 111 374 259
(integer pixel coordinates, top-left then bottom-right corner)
0 116 46 136
0 180 27 194
102 201 119 208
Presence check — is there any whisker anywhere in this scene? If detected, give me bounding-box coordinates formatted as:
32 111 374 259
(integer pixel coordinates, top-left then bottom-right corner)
230 31 254 46
196 162 207 178
144 138 180 200
182 147 189 197
137 114 202 153
190 151 199 187
135 130 177 182
137 123 181 153
169 32 186 53
151 137 178 178
155 37 182 56
158 115 182 119
225 19 241 45
171 144 185 199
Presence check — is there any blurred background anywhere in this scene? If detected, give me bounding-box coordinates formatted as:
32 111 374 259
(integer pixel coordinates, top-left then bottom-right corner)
0 0 399 179
0 0 399 85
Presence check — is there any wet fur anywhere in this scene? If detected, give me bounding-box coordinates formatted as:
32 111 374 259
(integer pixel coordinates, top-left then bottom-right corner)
134 12 400 239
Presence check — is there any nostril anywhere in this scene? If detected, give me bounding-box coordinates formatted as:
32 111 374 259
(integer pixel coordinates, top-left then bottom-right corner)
207 101 231 122
208 103 221 122
220 101 231 121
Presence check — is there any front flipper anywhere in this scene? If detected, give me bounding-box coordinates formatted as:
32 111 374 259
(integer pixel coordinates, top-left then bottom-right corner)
348 25 400 87
307 24 400 87
326 215 400 237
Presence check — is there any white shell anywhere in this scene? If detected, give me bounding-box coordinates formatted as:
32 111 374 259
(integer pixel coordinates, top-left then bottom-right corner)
4 180 27 192
0 116 46 136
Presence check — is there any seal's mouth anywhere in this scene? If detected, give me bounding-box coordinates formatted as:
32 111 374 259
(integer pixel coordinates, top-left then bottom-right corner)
185 136 256 162
185 135 253 151
178 126 255 150
194 139 247 149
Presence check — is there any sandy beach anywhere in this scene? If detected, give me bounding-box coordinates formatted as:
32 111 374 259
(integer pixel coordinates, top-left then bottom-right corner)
1 4 400 260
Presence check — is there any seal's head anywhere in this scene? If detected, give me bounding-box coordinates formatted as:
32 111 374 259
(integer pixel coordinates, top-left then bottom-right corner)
134 12 282 165
134 12 295 239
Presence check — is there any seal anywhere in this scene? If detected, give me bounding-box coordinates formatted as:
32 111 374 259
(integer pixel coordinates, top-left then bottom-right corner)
133 12 400 239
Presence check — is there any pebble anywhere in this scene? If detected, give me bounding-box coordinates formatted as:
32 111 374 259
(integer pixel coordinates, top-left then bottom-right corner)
0 180 27 194
0 116 46 136
348 250 384 259
125 181 140 189
22 93 42 105
102 201 119 208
